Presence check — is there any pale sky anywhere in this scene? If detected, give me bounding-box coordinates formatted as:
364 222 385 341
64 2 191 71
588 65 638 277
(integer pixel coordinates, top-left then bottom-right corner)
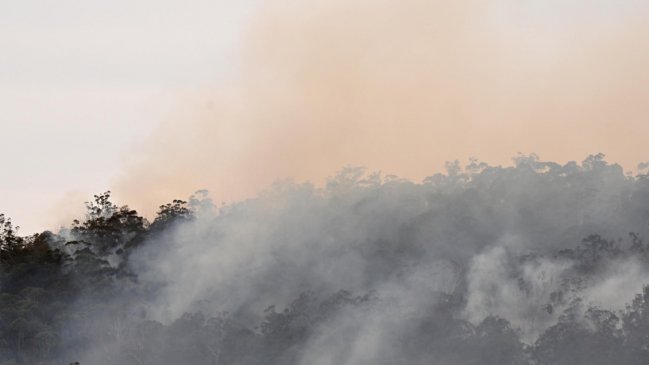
2 0 649 233
0 0 254 232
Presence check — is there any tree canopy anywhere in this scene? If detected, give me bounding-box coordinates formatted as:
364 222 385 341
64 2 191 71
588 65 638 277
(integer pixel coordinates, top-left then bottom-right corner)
2 156 649 364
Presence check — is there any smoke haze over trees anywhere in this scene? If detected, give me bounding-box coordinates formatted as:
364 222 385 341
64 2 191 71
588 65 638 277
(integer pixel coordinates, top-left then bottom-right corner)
3 154 649 364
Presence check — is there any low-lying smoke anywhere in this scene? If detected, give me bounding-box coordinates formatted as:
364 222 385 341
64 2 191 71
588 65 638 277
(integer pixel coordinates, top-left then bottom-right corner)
58 156 649 364
4 155 649 364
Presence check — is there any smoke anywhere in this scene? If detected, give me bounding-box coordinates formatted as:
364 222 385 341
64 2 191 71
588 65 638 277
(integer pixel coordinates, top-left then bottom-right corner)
4 155 648 364
114 0 649 216
7 1 649 363
59 156 649 364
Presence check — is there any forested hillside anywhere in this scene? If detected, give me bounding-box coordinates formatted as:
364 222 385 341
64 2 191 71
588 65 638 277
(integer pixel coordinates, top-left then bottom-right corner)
3 154 649 364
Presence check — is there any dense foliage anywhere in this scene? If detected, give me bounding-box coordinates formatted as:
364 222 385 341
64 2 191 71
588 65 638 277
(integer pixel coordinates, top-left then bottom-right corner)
2 154 649 364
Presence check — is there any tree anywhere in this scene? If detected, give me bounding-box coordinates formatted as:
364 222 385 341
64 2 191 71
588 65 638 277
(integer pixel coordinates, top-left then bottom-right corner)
70 191 147 257
622 285 649 363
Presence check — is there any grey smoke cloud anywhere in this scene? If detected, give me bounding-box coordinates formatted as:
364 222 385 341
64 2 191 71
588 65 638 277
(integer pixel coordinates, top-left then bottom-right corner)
5 154 641 364
56 156 649 364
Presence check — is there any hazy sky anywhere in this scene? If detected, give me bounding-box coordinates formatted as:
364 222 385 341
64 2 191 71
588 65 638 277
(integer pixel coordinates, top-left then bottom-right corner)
0 0 254 232
2 0 649 233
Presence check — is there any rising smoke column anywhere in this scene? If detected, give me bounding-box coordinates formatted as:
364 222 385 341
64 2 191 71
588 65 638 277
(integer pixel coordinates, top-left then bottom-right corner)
114 0 649 217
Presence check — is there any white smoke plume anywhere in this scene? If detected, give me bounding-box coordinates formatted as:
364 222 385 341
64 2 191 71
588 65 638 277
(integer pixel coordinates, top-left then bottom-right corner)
57 155 649 364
